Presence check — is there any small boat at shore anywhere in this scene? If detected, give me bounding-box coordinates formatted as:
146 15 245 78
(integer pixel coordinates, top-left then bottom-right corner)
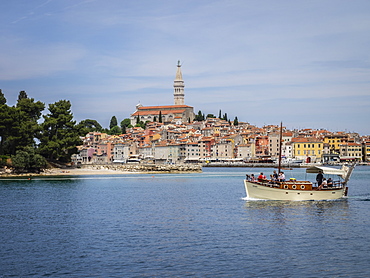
243 123 356 201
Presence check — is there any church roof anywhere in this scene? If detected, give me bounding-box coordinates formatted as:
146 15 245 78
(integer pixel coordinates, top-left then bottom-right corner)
137 105 193 110
131 109 187 117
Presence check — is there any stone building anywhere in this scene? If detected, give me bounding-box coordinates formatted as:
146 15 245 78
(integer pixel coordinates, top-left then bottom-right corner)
130 61 195 126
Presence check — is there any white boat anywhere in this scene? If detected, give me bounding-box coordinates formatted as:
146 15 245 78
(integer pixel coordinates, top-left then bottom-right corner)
244 164 355 201
243 122 356 201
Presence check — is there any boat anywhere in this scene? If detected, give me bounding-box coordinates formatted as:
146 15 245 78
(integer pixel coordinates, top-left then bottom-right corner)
244 123 356 201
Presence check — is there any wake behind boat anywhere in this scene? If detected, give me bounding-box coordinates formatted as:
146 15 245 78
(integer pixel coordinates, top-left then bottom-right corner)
244 164 355 201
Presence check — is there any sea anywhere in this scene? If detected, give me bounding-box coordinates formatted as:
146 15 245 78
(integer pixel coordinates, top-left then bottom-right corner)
1 166 369 277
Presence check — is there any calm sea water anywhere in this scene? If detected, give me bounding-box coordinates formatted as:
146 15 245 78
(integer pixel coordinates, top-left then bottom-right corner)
1 166 369 277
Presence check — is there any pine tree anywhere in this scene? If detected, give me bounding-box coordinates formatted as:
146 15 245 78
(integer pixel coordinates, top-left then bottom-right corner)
110 116 118 129
39 100 81 162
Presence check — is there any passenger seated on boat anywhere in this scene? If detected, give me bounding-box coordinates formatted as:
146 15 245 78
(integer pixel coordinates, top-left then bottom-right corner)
321 178 327 188
278 172 285 182
318 178 327 189
250 174 256 181
327 178 333 187
258 172 267 182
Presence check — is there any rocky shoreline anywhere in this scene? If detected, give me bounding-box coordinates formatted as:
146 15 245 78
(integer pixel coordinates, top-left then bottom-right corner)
0 163 203 177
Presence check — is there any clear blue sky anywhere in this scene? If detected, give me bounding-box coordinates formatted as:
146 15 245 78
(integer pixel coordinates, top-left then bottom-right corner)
1 0 370 135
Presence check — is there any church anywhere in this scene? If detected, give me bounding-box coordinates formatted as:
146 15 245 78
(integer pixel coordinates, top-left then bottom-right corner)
130 61 195 126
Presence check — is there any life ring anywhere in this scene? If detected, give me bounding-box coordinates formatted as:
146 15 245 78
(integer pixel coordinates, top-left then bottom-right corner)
292 185 297 189
284 185 288 189
301 185 305 190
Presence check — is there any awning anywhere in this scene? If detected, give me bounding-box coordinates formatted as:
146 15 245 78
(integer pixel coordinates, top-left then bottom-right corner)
306 165 349 179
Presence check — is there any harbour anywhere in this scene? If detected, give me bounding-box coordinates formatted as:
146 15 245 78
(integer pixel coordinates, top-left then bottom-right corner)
1 166 370 277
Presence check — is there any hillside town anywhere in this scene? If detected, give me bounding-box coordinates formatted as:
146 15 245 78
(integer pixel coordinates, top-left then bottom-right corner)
72 119 370 166
72 62 370 166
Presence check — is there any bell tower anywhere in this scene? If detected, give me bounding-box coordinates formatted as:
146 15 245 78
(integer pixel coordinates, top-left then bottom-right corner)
173 60 185 105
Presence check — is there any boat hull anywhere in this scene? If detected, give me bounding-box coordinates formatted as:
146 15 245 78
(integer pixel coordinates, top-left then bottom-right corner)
244 180 346 201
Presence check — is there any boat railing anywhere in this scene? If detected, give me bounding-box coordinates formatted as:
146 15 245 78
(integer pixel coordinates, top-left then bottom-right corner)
246 178 345 190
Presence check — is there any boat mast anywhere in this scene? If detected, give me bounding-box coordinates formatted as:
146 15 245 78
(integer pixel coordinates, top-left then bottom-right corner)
278 122 283 173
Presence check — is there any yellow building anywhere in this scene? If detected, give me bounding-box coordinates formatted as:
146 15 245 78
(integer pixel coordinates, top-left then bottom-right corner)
323 134 348 154
339 142 362 162
292 137 324 163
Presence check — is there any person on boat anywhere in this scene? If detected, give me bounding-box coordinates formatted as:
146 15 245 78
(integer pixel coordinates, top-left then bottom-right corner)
278 172 285 182
318 178 327 190
258 172 266 182
272 170 278 181
327 178 333 187
316 170 324 187
250 174 256 181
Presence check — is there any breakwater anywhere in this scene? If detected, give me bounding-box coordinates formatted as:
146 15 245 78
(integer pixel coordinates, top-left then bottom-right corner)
81 163 202 173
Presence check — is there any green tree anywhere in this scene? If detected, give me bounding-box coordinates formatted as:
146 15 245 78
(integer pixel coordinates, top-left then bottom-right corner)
194 110 204 121
0 90 12 155
135 121 149 129
159 111 162 123
109 116 118 129
0 91 44 155
77 119 103 136
207 114 216 118
233 116 239 126
109 126 122 135
12 147 47 173
15 92 45 150
120 118 131 134
0 89 6 105
218 110 222 119
39 100 82 162
17 90 28 102
223 113 228 121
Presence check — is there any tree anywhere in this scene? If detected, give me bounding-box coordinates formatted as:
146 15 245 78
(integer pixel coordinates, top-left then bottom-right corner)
0 91 44 155
109 126 121 135
0 104 17 155
77 119 103 136
159 111 162 123
194 110 204 121
135 121 149 129
12 147 47 173
207 114 216 118
0 89 6 105
110 116 118 129
39 100 82 162
120 118 131 134
0 90 11 154
17 90 28 102
223 113 228 121
233 116 239 126
218 110 222 119
15 92 45 150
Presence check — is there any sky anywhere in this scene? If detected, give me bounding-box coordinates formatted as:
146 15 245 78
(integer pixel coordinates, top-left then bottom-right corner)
1 0 370 135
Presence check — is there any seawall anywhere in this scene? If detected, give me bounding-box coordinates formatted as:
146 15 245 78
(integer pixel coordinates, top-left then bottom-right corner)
80 164 202 173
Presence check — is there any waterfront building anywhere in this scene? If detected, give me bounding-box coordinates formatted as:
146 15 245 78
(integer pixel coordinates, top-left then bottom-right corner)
185 142 200 162
323 134 348 154
339 142 363 162
292 137 323 163
236 143 255 161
